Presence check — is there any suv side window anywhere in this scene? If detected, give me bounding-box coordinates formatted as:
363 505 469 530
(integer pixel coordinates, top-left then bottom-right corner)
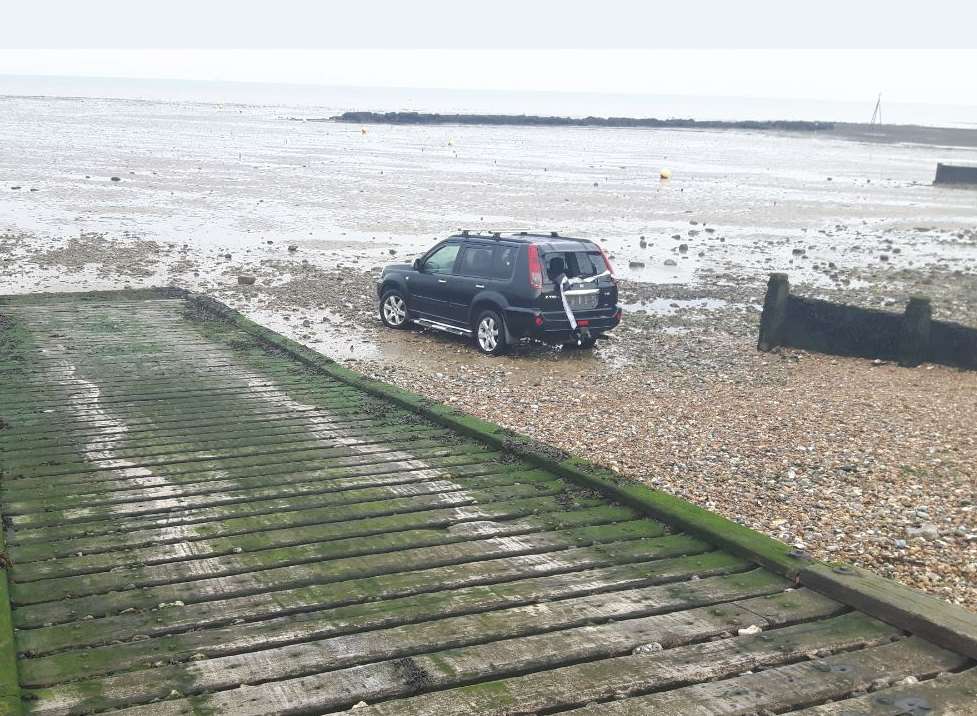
492 246 517 279
422 243 460 274
458 245 495 278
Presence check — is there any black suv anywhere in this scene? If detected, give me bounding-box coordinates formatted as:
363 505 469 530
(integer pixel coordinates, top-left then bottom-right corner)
376 231 622 355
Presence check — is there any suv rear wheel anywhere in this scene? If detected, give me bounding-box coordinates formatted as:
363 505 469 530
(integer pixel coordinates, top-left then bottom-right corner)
474 310 507 355
379 289 409 329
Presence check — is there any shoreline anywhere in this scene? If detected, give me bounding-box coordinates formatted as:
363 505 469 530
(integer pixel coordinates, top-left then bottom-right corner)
4 91 977 147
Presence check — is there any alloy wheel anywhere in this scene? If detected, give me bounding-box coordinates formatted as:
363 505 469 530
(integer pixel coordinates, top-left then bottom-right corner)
477 316 498 352
382 295 407 326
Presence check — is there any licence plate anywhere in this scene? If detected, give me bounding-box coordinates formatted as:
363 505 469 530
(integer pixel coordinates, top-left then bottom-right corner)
567 293 598 310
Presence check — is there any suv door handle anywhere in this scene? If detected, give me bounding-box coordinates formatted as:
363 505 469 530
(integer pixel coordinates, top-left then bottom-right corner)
437 278 448 284
474 284 485 289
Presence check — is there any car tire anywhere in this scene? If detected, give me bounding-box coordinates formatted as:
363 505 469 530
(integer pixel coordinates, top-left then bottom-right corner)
379 289 409 329
564 336 597 349
474 309 508 356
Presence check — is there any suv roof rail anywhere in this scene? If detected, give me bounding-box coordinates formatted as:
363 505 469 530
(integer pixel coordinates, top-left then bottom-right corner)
456 229 569 235
453 230 587 244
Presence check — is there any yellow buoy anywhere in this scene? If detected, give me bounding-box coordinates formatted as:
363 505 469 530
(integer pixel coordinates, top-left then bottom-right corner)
660 168 672 180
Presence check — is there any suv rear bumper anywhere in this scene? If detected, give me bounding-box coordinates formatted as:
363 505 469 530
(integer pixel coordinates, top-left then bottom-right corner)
505 306 622 344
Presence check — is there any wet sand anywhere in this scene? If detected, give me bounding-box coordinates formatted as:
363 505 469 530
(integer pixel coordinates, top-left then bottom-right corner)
831 122 977 148
1 95 976 607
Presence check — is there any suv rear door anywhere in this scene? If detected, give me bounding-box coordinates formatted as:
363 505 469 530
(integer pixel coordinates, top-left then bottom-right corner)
537 246 616 314
409 241 461 320
451 242 519 325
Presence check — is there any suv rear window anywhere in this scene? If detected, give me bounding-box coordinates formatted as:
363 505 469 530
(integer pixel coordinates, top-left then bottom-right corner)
542 250 607 281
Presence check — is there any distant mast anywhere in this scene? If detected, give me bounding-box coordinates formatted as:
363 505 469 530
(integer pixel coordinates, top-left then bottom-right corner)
870 93 883 126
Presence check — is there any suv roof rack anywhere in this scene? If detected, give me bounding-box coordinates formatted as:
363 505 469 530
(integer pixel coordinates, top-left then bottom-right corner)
458 228 530 237
453 230 594 245
457 229 564 238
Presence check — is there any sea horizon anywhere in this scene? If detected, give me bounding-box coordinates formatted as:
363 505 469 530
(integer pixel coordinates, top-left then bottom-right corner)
2 73 976 129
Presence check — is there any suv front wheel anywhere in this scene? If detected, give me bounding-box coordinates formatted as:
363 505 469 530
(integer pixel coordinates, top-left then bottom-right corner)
379 289 409 329
474 310 508 356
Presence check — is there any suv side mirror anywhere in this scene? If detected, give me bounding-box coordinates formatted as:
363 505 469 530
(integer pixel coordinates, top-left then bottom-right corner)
412 258 422 271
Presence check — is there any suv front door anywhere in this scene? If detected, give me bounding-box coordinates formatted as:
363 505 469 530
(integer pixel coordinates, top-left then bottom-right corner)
409 242 460 321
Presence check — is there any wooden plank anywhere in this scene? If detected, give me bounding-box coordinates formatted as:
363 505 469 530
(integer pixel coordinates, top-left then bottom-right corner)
3 453 502 526
0 366 352 393
18 538 716 661
3 445 504 518
0 387 367 426
5 433 475 483
102 611 899 716
0 366 353 393
793 665 977 715
9 477 563 548
27 571 806 714
0 423 450 472
7 474 561 548
2 452 506 509
23 555 750 688
0 379 363 413
2 435 462 499
5 446 500 529
0 404 373 443
0 394 370 436
8 471 556 563
0 414 409 462
560 636 967 714
13 494 613 580
0 401 357 435
0 360 331 387
801 562 977 660
4 435 458 484
12 505 636 600
3 450 507 508
13 521 668 624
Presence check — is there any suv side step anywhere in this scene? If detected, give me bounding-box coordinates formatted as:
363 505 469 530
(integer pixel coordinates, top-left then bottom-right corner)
413 318 472 336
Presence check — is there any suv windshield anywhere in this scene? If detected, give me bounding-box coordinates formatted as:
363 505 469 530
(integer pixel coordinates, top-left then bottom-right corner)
542 250 608 281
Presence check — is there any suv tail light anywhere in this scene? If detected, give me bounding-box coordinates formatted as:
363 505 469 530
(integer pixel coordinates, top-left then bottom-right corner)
598 245 616 278
527 244 543 291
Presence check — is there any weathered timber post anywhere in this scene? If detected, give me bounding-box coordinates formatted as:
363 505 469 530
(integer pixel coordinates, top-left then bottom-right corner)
757 273 790 351
899 295 932 367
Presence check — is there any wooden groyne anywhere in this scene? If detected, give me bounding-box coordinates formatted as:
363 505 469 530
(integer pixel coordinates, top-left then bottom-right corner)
758 273 977 369
935 162 977 185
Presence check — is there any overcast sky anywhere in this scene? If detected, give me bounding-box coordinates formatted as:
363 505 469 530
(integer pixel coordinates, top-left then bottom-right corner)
3 49 977 106
1 1 975 106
